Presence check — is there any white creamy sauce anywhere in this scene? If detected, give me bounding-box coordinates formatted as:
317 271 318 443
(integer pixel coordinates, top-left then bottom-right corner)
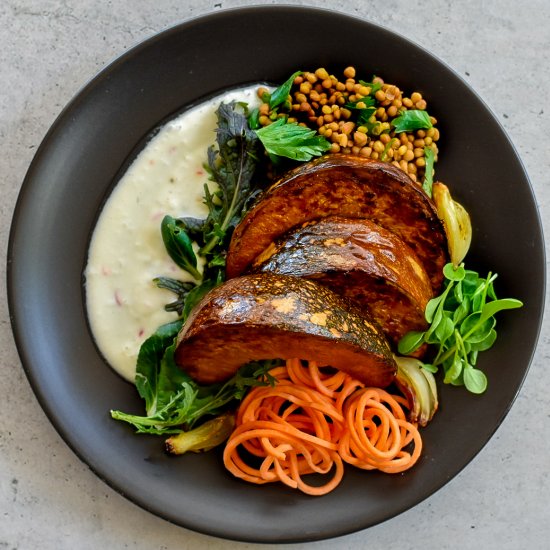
85 85 261 381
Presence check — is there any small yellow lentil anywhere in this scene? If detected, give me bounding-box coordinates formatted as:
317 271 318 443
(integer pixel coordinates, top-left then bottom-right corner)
343 66 356 79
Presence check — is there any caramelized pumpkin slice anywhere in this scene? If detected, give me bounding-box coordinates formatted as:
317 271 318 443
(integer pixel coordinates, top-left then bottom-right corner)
226 154 448 291
253 216 433 346
174 273 396 387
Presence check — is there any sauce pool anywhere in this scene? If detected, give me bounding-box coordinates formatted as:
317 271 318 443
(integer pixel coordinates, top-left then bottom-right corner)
85 85 261 381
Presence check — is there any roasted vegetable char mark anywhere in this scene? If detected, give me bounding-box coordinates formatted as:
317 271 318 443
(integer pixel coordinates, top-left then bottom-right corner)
226 154 448 291
253 216 433 345
175 273 396 387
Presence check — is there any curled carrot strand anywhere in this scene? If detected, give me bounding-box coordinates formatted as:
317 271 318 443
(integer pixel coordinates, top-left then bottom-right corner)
223 359 423 495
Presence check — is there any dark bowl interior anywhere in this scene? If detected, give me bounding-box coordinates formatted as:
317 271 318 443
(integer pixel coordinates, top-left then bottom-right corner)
7 6 545 543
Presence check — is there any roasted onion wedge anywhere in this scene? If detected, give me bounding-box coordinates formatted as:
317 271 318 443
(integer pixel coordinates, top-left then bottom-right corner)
165 413 235 455
394 356 438 426
433 181 472 266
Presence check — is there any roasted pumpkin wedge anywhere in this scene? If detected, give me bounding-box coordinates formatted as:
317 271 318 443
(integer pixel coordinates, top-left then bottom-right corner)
226 154 448 291
252 216 433 346
174 273 396 387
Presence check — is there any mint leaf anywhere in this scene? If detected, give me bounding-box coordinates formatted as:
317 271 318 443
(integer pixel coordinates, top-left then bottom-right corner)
345 96 376 110
255 119 331 161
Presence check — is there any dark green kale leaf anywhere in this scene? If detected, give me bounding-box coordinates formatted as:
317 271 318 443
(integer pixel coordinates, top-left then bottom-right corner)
157 101 265 316
153 277 196 316
199 101 262 258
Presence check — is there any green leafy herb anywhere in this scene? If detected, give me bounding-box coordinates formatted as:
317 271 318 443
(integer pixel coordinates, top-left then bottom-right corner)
360 78 383 94
255 118 331 161
392 109 433 133
344 95 376 110
181 277 220 321
422 146 435 197
132 319 186 417
343 88 379 129
153 277 196 315
110 101 286 443
200 101 263 258
111 322 279 435
398 263 523 394
247 106 261 130
155 268 223 323
177 216 207 244
268 70 302 109
160 215 202 280
381 138 398 161
356 107 377 129
157 101 264 316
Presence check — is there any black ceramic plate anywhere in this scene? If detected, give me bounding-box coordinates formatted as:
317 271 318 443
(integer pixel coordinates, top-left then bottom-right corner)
8 6 545 544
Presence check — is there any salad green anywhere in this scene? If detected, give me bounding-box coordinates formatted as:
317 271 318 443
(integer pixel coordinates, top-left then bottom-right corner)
110 68 523 457
111 319 278 434
398 263 523 394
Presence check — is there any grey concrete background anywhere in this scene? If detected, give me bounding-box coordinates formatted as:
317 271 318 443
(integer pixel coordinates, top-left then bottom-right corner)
1 0 549 548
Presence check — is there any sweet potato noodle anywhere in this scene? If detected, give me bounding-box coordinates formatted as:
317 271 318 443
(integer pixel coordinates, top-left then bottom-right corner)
223 359 422 495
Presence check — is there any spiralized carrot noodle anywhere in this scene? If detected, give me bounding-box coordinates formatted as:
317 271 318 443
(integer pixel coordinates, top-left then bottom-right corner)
223 359 423 495
338 388 422 474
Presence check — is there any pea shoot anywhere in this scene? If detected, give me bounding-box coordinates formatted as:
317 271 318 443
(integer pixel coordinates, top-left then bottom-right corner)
398 263 523 394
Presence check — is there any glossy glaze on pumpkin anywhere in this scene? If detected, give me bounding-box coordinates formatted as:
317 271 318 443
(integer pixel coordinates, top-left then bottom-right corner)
174 273 396 387
226 154 448 291
253 216 433 346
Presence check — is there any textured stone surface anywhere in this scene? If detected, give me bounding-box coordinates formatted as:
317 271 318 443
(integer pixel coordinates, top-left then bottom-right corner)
1 1 549 548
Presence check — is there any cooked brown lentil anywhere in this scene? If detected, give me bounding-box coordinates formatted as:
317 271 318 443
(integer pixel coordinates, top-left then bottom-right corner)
257 66 440 182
